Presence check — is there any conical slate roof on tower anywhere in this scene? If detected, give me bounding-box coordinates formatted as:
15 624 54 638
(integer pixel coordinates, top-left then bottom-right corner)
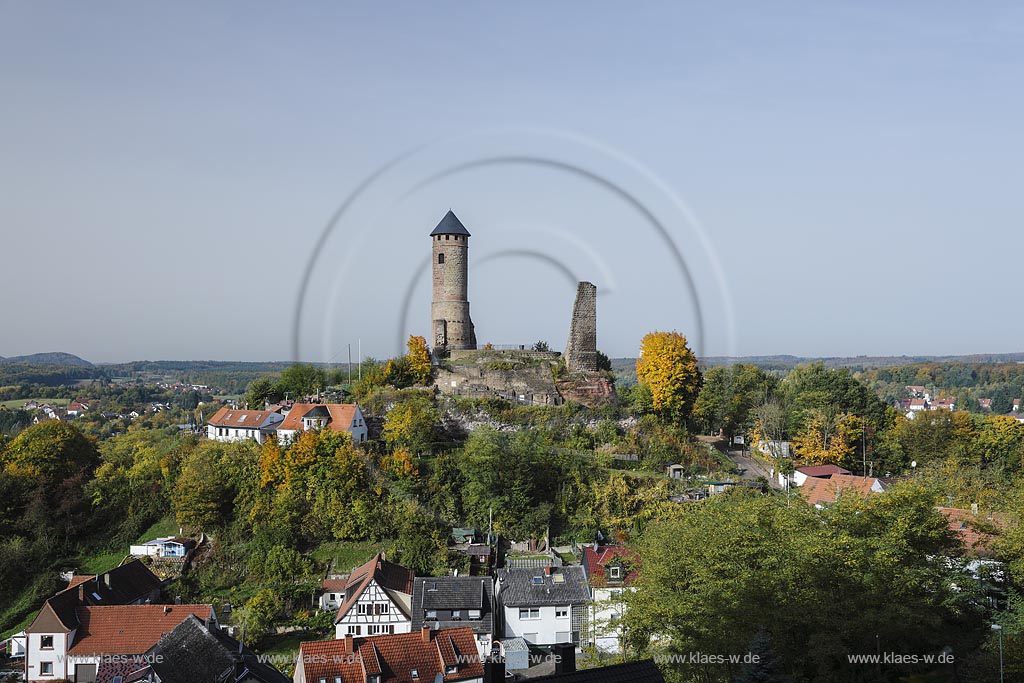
429 209 472 237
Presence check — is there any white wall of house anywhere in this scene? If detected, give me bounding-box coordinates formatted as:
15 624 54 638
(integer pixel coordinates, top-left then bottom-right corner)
25 630 71 680
502 604 573 645
334 581 411 639
319 591 344 611
207 425 265 443
588 587 630 652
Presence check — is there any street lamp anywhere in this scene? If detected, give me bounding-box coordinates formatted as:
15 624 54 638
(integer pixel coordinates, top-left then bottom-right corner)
992 624 1004 683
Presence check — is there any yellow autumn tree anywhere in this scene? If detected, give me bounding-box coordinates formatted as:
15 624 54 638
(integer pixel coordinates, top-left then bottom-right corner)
791 410 859 466
406 335 433 385
635 331 702 424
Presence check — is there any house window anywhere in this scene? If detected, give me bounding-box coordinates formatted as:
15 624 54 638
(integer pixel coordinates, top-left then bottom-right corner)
369 676 381 683
41 662 53 675
555 608 569 619
357 603 369 615
369 624 393 635
518 608 540 620
425 610 437 620
468 609 481 620
452 610 461 620
347 625 361 635
40 635 54 649
330 593 337 601
375 602 389 615
411 669 419 680
609 566 622 579
445 665 457 675
438 253 445 264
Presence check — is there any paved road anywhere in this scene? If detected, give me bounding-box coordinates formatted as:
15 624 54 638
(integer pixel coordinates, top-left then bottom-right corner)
728 449 782 489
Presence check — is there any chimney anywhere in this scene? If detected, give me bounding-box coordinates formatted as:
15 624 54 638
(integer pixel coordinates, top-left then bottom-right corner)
103 572 112 589
544 566 551 576
420 625 432 643
163 605 171 614
971 503 979 515
343 634 354 655
483 656 506 683
78 585 85 602
552 643 575 674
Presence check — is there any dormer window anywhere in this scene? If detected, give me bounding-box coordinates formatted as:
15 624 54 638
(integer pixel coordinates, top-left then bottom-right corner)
411 669 419 679
445 665 458 675
609 566 622 579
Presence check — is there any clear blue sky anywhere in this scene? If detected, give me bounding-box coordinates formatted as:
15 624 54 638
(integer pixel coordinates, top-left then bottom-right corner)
3 2 1022 362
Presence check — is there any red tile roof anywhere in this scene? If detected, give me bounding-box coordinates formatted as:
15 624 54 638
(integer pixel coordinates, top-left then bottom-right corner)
937 507 1011 557
335 554 414 623
67 605 213 655
277 403 358 433
322 578 348 592
67 575 94 590
582 545 640 587
795 465 852 478
207 407 278 428
800 475 881 506
297 628 483 683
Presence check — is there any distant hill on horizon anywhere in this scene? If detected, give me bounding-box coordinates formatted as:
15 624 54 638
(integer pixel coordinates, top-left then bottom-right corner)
611 352 1024 372
0 352 94 367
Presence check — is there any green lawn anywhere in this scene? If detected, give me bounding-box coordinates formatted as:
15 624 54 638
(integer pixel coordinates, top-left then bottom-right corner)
135 516 181 543
0 397 71 409
308 541 383 573
79 549 130 574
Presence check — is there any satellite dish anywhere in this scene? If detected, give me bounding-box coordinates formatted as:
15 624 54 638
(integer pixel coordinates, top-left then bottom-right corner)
434 674 444 683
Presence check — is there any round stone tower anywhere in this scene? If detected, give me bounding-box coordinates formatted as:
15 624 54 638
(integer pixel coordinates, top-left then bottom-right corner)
430 210 477 352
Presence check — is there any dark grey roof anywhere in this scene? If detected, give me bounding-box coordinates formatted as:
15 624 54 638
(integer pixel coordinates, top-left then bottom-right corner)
144 615 289 683
532 660 665 683
411 576 495 635
303 405 331 419
429 210 471 237
496 566 590 607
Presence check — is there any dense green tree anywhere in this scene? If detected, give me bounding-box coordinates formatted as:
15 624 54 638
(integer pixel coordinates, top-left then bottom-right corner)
243 377 281 410
692 364 778 438
277 363 327 399
626 484 984 682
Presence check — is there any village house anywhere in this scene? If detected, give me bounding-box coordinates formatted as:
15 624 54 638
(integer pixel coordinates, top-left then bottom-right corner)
495 565 589 647
129 536 195 559
319 577 348 611
581 545 639 653
799 474 886 507
780 464 853 489
410 576 496 655
206 407 284 443
275 403 368 444
25 597 213 683
22 560 171 681
979 398 993 411
294 627 485 683
334 554 415 639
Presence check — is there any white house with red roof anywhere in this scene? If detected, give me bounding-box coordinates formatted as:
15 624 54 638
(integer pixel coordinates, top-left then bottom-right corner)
275 403 368 444
206 407 284 443
780 464 853 489
581 545 639 653
334 554 415 638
